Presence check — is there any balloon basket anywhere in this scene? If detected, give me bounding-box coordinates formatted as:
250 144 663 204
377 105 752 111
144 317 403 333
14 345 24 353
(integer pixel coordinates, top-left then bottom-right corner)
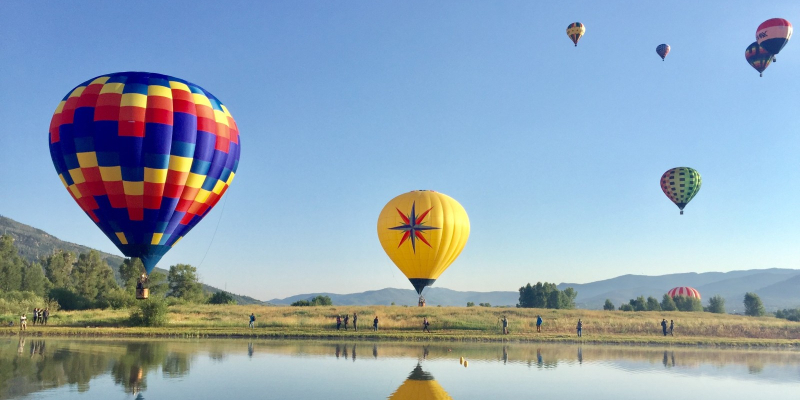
136 288 150 300
680 210 684 215
418 296 426 307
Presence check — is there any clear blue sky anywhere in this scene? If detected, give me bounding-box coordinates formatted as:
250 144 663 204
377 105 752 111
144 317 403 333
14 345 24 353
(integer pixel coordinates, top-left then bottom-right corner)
1 1 799 300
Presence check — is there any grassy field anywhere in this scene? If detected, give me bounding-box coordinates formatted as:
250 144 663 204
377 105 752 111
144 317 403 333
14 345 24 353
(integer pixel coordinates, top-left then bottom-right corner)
2 304 798 347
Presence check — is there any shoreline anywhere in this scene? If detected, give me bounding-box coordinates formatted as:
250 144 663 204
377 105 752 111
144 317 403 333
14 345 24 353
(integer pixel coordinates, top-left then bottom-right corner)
2 326 798 348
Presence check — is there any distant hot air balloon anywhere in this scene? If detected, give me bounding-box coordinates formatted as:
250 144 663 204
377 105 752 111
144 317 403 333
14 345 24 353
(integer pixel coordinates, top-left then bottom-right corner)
388 364 453 400
756 18 792 61
660 167 701 215
567 22 585 47
656 44 670 61
49 72 241 281
667 287 701 300
746 41 773 77
377 190 470 305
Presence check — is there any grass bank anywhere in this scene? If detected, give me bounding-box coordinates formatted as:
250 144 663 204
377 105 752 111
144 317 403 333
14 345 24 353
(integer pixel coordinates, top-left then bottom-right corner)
2 304 798 347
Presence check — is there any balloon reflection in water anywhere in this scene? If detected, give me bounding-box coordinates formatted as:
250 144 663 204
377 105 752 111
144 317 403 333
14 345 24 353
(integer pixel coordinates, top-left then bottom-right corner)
388 364 453 400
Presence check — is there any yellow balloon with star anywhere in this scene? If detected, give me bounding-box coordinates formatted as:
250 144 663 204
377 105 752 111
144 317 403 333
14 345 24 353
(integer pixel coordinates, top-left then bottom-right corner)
377 190 470 296
388 364 453 400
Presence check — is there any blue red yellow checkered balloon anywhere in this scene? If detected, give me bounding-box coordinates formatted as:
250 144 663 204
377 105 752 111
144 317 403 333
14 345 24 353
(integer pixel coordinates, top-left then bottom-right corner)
49 72 241 274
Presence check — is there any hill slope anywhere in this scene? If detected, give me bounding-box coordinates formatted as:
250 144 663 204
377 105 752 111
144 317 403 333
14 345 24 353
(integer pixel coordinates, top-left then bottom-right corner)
0 215 268 305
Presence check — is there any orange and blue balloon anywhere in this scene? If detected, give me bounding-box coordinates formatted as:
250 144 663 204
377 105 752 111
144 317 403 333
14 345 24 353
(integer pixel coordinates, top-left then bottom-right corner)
756 18 792 59
746 42 772 77
656 44 670 61
48 72 241 274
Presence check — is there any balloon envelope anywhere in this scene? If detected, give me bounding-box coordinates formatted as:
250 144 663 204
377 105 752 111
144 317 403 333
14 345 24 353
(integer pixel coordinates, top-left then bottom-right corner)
745 42 773 76
756 18 792 55
566 22 585 46
377 190 470 294
660 167 701 214
49 72 241 274
656 44 670 60
668 287 701 300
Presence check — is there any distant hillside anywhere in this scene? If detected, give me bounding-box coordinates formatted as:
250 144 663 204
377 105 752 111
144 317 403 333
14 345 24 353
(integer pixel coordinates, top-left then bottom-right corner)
559 269 800 311
270 287 519 307
0 214 268 306
273 269 800 310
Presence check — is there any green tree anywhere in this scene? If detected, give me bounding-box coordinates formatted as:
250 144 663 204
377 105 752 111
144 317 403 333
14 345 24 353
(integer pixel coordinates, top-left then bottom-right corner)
674 296 702 312
129 298 169 326
629 296 646 311
646 296 661 311
0 234 24 291
71 251 118 301
42 250 77 289
619 303 634 311
743 292 765 316
147 271 169 298
775 308 800 321
559 287 577 310
706 295 726 314
291 295 332 307
466 302 475 307
660 294 677 311
547 290 561 309
208 291 236 304
119 258 145 291
21 262 50 296
518 282 560 309
603 299 615 311
479 302 491 307
167 264 205 302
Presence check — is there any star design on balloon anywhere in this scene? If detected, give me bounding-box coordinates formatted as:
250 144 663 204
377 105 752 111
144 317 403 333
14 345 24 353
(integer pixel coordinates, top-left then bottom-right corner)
389 202 439 252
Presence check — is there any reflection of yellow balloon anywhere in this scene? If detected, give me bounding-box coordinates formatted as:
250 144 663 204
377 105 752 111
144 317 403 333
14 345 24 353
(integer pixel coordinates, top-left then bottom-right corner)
388 364 453 400
377 190 470 295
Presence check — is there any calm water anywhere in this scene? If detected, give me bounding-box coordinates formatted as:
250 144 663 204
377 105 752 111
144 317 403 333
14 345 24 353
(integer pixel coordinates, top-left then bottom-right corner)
1 337 798 400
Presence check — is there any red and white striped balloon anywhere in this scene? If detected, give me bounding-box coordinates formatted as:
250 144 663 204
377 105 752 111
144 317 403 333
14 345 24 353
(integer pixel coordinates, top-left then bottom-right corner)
667 287 701 299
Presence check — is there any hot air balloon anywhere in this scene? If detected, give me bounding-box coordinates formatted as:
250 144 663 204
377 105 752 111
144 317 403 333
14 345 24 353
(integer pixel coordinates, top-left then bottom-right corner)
756 18 792 61
660 167 701 215
567 22 585 47
667 287 701 300
377 190 470 306
656 44 670 61
745 41 773 77
49 72 241 296
388 364 453 400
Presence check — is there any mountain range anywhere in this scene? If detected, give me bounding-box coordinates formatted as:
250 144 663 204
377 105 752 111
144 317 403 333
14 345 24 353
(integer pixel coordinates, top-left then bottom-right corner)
270 269 800 311
4 214 799 311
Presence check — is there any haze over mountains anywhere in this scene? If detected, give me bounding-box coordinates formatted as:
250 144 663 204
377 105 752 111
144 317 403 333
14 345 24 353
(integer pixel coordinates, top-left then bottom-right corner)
4 215 799 311
271 268 800 311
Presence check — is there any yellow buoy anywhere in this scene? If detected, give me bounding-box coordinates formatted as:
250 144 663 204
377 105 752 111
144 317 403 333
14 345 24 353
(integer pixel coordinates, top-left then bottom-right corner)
463 360 468 368
459 356 464 364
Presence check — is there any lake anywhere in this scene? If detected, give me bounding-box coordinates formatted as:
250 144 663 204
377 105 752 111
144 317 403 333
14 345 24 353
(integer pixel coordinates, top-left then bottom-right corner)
1 337 798 399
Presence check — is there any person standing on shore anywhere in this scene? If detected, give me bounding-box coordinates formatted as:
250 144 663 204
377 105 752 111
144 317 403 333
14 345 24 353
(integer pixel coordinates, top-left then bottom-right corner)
20 314 26 331
669 320 674 336
576 319 583 337
353 313 358 331
43 309 49 325
249 313 255 328
423 317 430 333
501 316 509 335
336 315 342 330
536 315 543 333
373 315 379 331
344 314 349 330
660 319 668 336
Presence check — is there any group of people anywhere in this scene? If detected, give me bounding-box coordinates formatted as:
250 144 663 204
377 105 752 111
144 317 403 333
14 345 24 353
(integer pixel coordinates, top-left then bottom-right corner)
17 308 50 331
334 313 382 331
660 319 675 336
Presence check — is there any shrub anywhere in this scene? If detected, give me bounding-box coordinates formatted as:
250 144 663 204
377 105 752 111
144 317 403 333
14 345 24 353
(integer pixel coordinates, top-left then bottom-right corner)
619 304 634 311
208 291 237 305
603 299 615 311
48 288 92 311
129 298 168 327
775 308 800 322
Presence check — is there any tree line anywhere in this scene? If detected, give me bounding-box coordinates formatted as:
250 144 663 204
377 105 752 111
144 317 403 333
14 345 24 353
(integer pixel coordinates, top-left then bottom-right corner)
604 292 775 317
0 234 237 313
517 282 577 309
